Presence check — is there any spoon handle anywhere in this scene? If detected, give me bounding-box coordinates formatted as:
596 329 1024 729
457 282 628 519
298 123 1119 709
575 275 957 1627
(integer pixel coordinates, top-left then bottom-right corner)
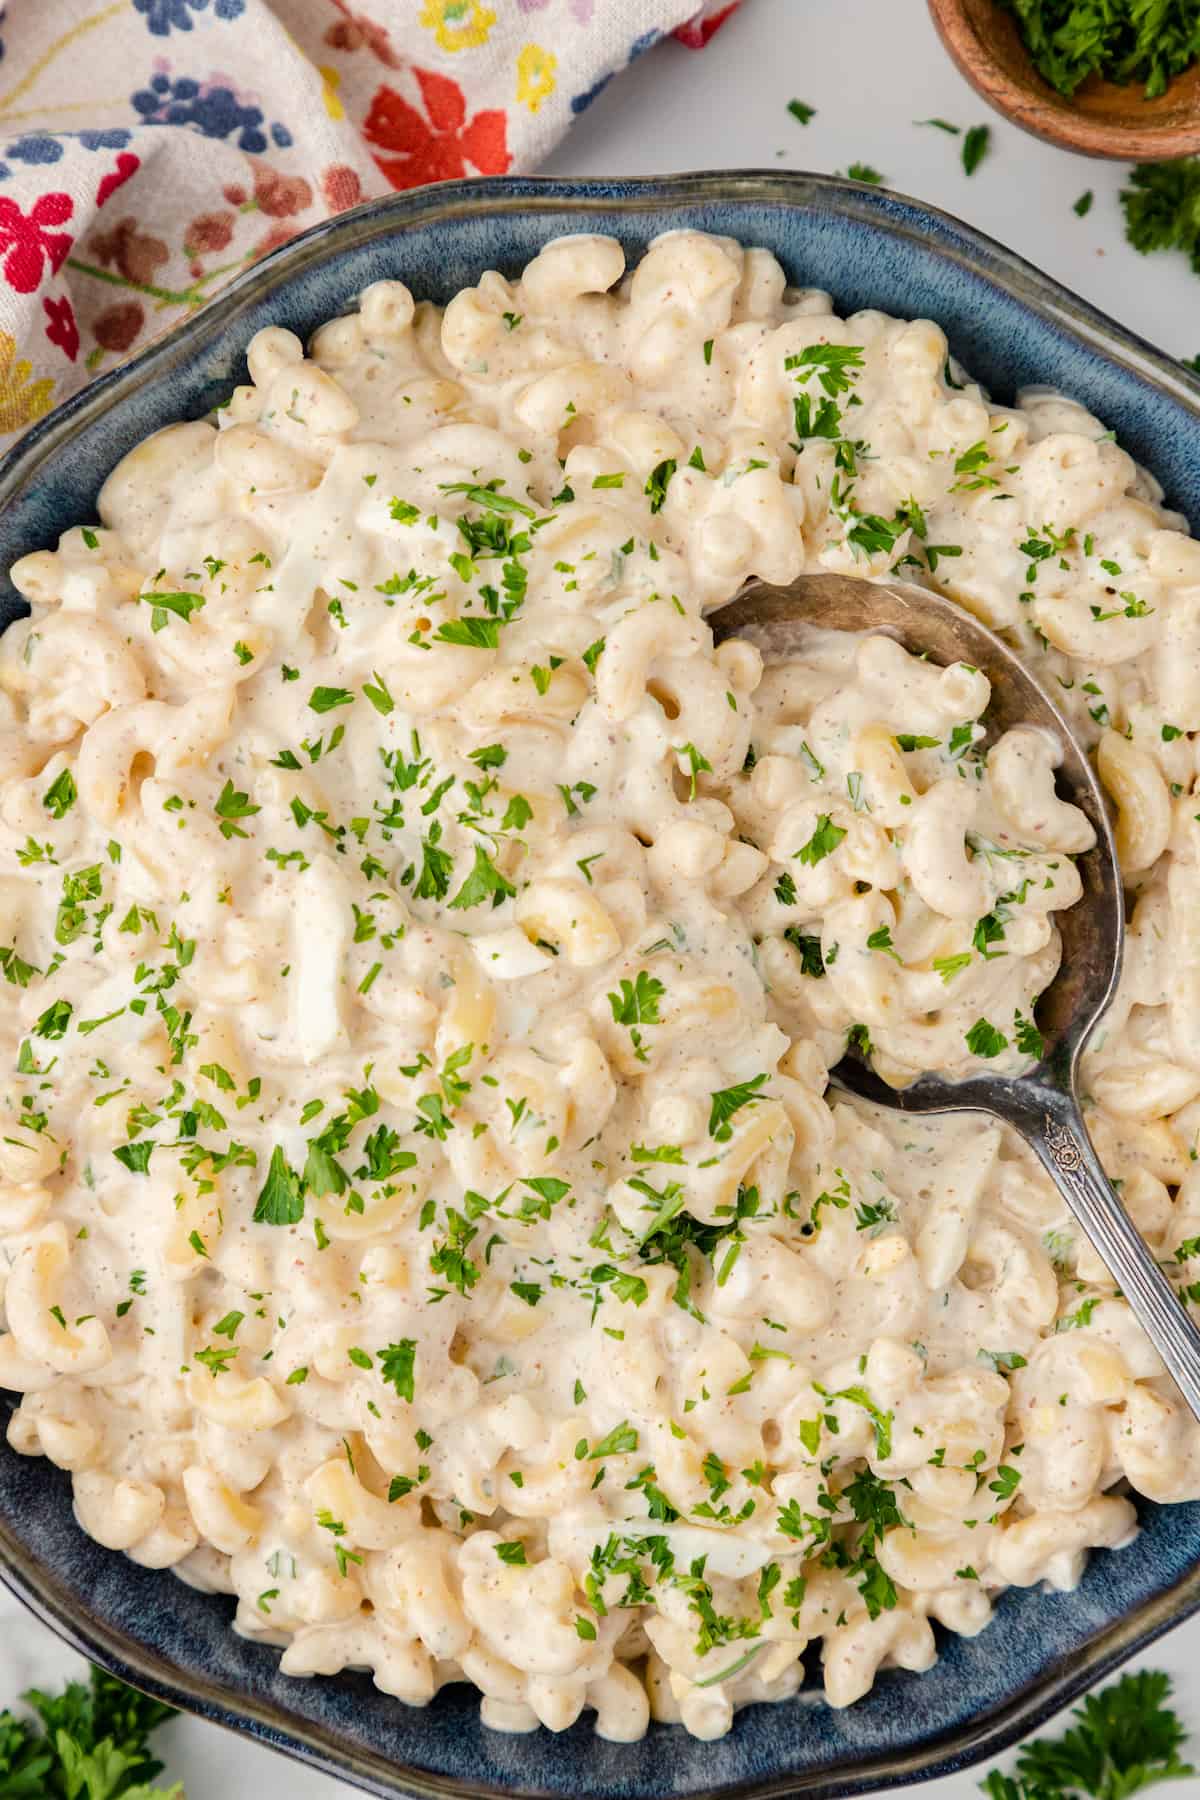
1014 1084 1200 1424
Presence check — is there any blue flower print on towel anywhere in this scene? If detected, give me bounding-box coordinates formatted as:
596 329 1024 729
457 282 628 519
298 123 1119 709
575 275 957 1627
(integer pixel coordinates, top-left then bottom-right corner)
627 28 661 59
0 129 135 182
3 136 63 168
4 130 134 167
76 130 136 151
572 28 662 114
134 0 246 36
570 73 612 115
131 72 292 153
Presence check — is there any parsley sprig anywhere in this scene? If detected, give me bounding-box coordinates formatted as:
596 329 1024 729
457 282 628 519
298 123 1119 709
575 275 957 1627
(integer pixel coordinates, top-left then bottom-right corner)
1122 159 1200 277
980 1669 1193 1800
0 1666 180 1797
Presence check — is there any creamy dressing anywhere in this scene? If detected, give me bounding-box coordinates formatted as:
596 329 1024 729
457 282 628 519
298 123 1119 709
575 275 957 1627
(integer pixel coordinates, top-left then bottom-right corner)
0 230 1198 1742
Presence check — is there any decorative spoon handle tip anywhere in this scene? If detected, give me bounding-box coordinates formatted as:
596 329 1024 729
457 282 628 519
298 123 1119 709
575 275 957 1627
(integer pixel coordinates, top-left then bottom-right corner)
1018 1084 1200 1425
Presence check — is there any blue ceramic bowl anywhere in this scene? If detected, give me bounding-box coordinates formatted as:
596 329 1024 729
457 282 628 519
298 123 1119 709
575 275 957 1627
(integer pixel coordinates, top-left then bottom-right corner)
1 173 1199 1800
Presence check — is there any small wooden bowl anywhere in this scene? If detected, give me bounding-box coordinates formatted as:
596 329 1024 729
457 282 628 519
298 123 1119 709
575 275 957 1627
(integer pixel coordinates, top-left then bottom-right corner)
927 0 1200 160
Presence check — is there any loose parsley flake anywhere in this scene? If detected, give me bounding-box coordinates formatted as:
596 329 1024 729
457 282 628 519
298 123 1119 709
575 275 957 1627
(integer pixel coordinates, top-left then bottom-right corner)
1014 1009 1045 1059
645 459 677 513
308 686 355 714
1056 1297 1100 1332
139 589 204 631
708 1074 768 1142
608 971 664 1062
363 671 394 715
253 1146 305 1226
587 1421 639 1459
113 1141 154 1175
675 741 713 799
214 779 260 840
962 124 991 175
449 844 516 911
784 928 825 977
435 617 501 649
795 814 846 866
42 769 76 819
380 1338 417 1401
965 1018 1009 1058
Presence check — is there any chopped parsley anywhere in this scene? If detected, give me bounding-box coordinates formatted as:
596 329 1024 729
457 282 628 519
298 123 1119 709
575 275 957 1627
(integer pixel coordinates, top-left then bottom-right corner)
308 686 355 714
42 770 76 819
608 971 664 1064
795 814 846 866
965 1018 1009 1059
708 1074 768 1142
999 0 1200 98
645 459 677 513
253 1146 305 1226
961 123 991 175
214 779 260 840
380 1338 417 1401
139 589 204 631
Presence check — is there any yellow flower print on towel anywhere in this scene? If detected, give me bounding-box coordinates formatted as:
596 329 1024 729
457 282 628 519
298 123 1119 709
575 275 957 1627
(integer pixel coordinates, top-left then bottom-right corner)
419 0 495 53
516 43 558 114
318 65 345 122
0 334 54 435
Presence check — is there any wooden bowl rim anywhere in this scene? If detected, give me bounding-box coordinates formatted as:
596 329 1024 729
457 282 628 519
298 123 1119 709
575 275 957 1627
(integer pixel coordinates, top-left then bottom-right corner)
927 0 1200 161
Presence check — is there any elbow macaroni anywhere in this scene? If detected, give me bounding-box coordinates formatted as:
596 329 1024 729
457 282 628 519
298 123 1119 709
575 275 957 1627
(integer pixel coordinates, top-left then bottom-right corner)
1 229 1197 1741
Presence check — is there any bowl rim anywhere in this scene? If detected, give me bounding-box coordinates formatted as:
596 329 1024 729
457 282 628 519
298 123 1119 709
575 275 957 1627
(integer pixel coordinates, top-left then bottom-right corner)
2 1537 1199 1800
2 168 1200 1800
924 0 1200 161
2 168 1200 528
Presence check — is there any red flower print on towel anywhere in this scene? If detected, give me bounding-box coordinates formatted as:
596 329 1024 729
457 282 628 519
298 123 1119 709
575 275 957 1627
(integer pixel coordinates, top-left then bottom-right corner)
96 152 141 209
43 294 79 362
322 164 362 214
93 302 145 355
185 211 235 255
674 2 742 46
363 69 510 190
253 166 313 219
0 193 74 295
90 216 168 286
324 6 403 67
254 222 300 259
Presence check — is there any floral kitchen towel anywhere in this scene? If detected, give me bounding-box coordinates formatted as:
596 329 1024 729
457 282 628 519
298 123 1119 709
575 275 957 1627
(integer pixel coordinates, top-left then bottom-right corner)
0 0 741 445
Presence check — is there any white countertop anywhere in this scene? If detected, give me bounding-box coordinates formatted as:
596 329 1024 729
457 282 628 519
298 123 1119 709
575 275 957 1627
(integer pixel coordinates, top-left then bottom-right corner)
6 0 1200 1792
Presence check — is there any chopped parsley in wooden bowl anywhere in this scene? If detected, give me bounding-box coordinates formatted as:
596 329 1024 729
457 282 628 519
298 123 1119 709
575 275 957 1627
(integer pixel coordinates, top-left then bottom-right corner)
927 0 1200 160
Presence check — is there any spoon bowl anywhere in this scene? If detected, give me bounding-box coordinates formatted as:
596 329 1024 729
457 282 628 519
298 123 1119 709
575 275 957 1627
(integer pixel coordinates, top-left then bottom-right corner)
711 572 1200 1421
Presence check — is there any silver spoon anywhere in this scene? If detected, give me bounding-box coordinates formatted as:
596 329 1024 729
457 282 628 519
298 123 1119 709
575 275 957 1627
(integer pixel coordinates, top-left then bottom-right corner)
711 573 1200 1423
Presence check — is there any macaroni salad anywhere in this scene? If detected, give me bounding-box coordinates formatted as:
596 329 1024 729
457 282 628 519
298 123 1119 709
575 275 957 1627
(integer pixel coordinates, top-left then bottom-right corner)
3 229 1200 1743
